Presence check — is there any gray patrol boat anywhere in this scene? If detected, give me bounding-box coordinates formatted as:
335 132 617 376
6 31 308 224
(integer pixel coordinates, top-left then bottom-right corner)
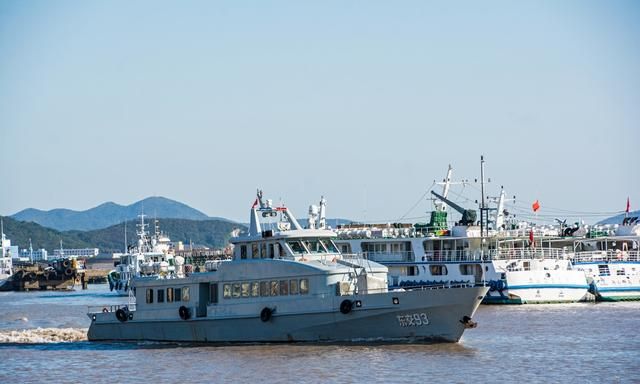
87 190 487 343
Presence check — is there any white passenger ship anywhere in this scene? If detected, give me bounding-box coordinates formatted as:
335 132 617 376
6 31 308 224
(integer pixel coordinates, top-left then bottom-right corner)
108 216 176 296
334 163 588 304
569 224 640 301
1 225 14 286
87 190 487 343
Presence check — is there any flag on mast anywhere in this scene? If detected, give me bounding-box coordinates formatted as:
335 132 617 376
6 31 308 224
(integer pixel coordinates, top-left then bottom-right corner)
626 197 631 213
532 200 540 212
251 198 258 209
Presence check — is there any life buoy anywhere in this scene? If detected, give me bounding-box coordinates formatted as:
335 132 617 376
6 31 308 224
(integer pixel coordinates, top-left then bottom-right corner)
62 259 71 268
179 305 191 320
102 307 109 313
260 307 272 322
115 308 128 322
64 268 73 277
340 299 353 314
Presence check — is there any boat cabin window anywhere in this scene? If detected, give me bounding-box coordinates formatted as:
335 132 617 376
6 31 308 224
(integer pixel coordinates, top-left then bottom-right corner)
340 244 351 254
209 284 218 304
146 288 154 303
221 278 310 300
157 289 165 303
240 245 247 259
241 282 250 297
279 244 286 257
304 239 325 254
259 281 269 296
279 280 289 295
268 243 275 259
616 269 625 276
167 287 174 302
223 284 232 299
252 244 259 259
270 280 279 296
287 240 307 254
175 287 182 302
290 279 299 295
429 265 448 276
300 278 309 294
459 264 475 276
182 287 190 301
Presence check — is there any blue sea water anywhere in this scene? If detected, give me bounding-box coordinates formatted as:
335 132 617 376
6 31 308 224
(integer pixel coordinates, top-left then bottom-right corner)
0 284 638 383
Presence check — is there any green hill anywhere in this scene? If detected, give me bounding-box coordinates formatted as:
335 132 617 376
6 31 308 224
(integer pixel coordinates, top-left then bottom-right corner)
1 216 246 254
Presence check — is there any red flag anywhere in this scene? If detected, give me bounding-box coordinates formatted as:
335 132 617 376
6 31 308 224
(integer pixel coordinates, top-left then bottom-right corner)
532 200 540 212
626 197 631 213
251 199 258 209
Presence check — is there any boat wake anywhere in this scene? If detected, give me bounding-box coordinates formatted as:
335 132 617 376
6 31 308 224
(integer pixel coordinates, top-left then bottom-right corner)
0 327 87 343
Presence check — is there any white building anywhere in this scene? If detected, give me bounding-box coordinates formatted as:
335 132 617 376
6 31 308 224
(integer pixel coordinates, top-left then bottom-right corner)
19 248 49 262
53 248 99 259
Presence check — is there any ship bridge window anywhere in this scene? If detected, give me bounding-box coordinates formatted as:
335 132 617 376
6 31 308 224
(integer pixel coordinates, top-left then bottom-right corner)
146 288 154 304
616 269 625 276
240 245 247 259
157 289 165 303
251 282 260 297
252 244 259 259
175 287 182 302
287 241 307 254
429 265 448 276
223 284 232 299
320 239 339 253
260 243 267 259
268 243 275 259
233 283 241 298
304 240 326 254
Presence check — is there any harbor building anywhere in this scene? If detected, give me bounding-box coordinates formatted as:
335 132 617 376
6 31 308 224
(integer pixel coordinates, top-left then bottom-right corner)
53 248 99 259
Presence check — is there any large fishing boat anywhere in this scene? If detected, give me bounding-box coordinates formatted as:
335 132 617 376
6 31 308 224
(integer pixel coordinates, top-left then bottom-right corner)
107 216 175 296
335 161 589 304
87 190 487 343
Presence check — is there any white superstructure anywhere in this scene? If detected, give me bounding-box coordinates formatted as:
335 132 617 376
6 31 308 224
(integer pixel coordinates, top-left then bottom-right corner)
108 216 175 296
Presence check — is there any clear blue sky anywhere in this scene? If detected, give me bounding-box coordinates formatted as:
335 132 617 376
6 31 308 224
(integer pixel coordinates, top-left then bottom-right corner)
1 0 638 224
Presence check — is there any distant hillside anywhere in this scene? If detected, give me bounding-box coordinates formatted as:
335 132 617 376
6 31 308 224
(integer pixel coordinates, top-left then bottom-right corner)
597 210 640 225
2 216 246 254
73 218 246 253
1 217 94 251
11 196 216 231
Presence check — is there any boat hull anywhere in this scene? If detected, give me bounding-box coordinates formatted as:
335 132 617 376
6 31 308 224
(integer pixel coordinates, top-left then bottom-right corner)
88 286 487 343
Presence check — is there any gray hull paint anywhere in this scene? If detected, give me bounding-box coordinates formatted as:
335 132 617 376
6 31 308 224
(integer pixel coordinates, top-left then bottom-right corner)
88 286 487 343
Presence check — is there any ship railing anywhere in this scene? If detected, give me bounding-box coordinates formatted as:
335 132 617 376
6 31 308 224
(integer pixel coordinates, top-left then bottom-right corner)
391 282 475 291
492 248 569 260
87 303 136 314
571 250 640 263
422 250 490 262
